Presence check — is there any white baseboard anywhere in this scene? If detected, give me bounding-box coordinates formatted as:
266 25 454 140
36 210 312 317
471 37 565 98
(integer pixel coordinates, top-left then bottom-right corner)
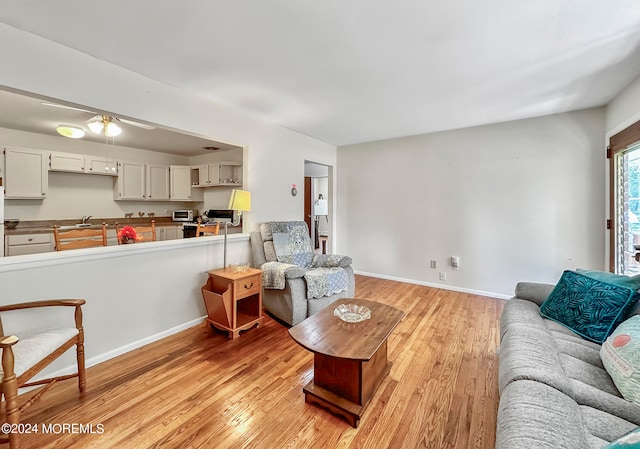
27 316 206 388
85 316 206 368
355 270 511 300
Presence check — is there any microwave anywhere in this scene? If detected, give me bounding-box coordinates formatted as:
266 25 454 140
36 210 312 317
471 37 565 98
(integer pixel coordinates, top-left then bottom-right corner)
206 209 238 223
172 209 195 222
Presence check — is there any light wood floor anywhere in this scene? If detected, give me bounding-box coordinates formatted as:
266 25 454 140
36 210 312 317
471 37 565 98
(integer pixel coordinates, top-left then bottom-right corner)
14 275 505 449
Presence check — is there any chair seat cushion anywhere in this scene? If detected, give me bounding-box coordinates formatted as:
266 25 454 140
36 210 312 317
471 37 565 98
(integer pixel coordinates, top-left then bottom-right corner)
1 327 79 378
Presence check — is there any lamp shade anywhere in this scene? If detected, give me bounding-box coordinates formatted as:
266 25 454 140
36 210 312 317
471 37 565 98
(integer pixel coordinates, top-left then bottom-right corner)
314 199 328 216
228 189 251 212
88 116 121 137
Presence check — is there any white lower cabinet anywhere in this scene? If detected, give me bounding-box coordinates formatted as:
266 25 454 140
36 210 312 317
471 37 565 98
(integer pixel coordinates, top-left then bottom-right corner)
5 233 54 256
107 228 118 246
159 225 182 241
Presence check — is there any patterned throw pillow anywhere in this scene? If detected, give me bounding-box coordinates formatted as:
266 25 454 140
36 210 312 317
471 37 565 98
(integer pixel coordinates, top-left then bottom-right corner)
602 427 640 448
271 222 314 268
576 269 640 291
540 270 639 343
600 315 640 406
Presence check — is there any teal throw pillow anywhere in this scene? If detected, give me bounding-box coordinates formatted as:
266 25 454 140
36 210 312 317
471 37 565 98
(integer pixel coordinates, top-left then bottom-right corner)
602 427 640 448
540 270 639 343
576 269 640 291
600 315 640 406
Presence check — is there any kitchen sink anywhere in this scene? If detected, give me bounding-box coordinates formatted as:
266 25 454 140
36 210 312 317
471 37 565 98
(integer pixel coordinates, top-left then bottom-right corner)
58 223 95 230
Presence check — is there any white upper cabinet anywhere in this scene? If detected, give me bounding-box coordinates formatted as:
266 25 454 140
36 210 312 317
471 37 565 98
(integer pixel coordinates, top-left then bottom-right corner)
191 161 242 187
217 162 242 185
147 164 170 201
192 164 211 187
85 156 118 176
115 162 200 201
3 147 48 199
170 165 201 201
49 151 85 173
115 161 146 200
49 151 118 176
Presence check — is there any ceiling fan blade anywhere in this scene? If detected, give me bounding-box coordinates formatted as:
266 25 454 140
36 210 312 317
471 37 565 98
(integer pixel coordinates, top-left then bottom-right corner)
41 102 95 114
116 117 155 130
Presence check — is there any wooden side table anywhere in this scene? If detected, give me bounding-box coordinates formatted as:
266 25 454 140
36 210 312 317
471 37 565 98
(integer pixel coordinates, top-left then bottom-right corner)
201 267 264 339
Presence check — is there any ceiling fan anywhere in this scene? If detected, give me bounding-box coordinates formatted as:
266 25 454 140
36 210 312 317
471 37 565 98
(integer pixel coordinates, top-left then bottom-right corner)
41 101 156 137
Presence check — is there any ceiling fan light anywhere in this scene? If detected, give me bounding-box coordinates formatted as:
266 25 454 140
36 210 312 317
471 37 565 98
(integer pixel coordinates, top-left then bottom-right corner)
56 125 85 139
87 120 104 134
105 121 121 137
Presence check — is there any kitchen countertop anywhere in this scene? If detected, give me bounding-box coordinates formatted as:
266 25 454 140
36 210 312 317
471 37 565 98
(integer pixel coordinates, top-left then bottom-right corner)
4 217 176 235
4 217 244 236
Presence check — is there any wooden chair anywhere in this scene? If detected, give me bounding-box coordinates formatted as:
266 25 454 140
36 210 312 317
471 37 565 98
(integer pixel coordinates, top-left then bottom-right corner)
196 219 219 237
115 221 156 244
53 224 108 251
0 299 86 449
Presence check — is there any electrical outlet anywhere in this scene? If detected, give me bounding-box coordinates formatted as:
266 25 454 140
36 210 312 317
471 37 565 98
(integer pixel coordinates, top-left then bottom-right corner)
439 272 446 281
430 260 437 269
451 256 460 270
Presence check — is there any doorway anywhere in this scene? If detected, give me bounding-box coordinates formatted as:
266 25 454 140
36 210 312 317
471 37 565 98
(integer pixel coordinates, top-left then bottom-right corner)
304 161 331 254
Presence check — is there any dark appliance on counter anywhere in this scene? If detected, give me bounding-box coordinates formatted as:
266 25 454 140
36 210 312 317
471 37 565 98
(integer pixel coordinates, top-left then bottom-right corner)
206 209 237 223
182 209 240 238
182 223 198 238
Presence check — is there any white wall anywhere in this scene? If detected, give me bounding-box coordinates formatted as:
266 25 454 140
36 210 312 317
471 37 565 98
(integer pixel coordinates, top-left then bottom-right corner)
337 108 606 297
0 24 337 228
0 237 251 376
0 24 336 375
606 75 640 134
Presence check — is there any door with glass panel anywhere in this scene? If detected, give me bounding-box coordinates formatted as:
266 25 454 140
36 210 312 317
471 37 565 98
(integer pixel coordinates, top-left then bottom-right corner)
612 142 640 275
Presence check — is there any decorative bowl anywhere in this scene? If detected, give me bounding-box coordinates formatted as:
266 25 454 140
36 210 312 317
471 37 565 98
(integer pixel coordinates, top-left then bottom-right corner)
333 303 371 323
229 262 250 273
4 219 19 229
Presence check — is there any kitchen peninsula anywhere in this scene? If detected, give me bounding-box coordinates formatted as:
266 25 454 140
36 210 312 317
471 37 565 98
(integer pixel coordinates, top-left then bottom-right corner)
3 217 243 256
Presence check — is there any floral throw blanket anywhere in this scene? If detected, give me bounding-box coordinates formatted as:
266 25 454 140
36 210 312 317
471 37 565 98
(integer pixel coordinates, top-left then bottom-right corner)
304 267 349 299
268 221 349 299
261 261 298 289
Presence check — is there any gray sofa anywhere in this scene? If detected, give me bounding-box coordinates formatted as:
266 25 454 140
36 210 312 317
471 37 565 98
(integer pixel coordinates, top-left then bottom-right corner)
497 282 640 449
250 225 355 326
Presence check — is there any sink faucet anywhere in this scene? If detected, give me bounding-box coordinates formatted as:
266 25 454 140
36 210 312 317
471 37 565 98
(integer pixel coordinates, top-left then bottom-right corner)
81 215 92 224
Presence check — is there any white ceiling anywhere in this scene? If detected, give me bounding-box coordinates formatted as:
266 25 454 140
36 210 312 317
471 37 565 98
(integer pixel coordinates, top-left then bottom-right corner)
0 89 241 156
1 1 640 146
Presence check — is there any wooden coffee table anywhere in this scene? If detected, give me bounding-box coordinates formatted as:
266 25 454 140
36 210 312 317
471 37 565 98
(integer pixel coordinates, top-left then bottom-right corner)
288 298 404 427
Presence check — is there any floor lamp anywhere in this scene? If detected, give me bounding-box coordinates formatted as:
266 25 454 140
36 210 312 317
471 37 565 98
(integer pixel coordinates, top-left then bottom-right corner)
224 189 251 268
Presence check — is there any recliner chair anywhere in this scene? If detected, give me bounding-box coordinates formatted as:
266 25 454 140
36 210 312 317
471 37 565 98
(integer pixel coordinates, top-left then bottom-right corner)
250 221 355 326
